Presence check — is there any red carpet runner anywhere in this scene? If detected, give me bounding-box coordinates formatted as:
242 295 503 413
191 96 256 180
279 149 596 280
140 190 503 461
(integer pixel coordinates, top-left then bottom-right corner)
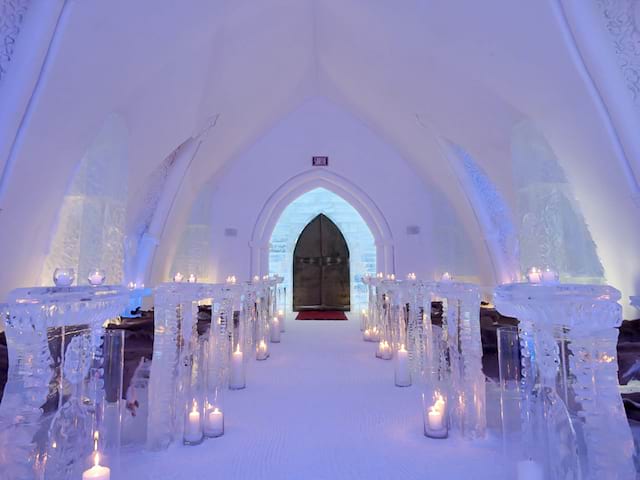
295 311 348 321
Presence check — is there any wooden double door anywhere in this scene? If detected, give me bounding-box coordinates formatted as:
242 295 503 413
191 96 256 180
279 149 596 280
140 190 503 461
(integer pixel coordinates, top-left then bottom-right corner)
293 214 350 311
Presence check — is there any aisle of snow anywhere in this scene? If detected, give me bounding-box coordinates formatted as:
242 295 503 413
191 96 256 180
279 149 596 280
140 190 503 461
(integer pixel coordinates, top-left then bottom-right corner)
121 316 507 480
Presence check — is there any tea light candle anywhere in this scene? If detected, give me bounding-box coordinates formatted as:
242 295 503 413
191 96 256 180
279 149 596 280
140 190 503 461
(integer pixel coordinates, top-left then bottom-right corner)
527 267 541 284
184 402 201 443
271 317 281 342
87 269 106 286
173 272 184 282
394 344 411 386
516 459 544 480
253 275 260 283
83 453 110 480
441 272 452 282
205 407 224 437
127 281 136 290
187 273 197 283
230 345 245 389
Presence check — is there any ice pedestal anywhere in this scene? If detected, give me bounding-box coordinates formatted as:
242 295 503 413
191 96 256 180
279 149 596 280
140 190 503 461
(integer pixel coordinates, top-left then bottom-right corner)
426 281 486 440
0 285 129 479
146 282 227 451
495 283 635 480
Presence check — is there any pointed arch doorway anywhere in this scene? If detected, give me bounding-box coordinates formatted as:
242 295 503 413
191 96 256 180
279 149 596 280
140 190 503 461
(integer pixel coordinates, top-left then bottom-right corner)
293 214 350 311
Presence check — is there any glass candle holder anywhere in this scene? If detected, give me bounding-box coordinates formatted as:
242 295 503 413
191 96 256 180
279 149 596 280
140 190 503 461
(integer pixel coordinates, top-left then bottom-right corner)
497 326 522 461
204 383 225 438
53 267 75 287
422 385 448 439
229 344 245 390
183 340 205 446
99 329 124 476
394 343 412 387
270 317 281 343
277 309 285 333
183 399 204 445
87 268 106 286
256 339 269 361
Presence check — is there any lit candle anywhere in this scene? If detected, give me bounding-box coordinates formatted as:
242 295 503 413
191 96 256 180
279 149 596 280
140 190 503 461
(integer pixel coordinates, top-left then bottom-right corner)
87 269 106 286
516 459 544 480
229 345 245 389
527 267 541 284
82 453 110 480
253 275 260 283
127 281 136 290
271 317 281 343
376 340 384 358
278 309 285 332
187 273 197 283
257 340 269 360
363 328 371 341
441 272 452 282
382 341 392 360
205 407 224 437
427 406 444 431
173 272 184 282
394 344 411 386
184 402 201 443
371 327 380 342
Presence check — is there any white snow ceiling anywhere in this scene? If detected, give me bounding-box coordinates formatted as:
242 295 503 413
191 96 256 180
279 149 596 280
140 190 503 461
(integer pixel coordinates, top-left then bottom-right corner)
1 0 640 315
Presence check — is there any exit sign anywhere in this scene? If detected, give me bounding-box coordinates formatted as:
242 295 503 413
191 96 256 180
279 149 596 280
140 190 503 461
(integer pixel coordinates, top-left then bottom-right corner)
312 156 329 166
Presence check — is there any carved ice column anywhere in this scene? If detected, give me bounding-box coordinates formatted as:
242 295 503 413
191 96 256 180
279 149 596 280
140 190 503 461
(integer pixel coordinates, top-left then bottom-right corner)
146 282 224 451
0 285 129 479
495 283 635 480
429 281 486 439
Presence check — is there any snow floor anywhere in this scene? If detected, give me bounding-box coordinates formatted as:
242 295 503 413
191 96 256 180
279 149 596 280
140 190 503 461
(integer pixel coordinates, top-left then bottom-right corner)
120 315 508 480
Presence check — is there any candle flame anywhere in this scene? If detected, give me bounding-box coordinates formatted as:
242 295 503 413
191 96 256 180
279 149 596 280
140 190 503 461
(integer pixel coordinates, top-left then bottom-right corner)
213 407 220 414
235 344 241 354
94 452 100 467
192 401 198 413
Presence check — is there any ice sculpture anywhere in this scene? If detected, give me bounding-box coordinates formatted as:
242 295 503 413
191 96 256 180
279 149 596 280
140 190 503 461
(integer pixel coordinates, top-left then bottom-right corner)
0 285 129 479
146 282 225 451
146 278 262 450
495 283 635 479
425 281 486 440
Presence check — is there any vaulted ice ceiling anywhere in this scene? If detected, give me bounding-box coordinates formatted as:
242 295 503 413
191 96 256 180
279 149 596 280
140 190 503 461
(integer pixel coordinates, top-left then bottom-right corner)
1 0 640 314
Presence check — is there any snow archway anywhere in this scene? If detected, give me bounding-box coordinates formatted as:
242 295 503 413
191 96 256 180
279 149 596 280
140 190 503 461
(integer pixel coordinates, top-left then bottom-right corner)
269 187 376 311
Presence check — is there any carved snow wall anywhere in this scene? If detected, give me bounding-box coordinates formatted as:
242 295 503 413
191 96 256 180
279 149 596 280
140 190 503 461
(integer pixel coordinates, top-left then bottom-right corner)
169 186 214 282
41 114 128 286
511 120 605 282
0 0 30 84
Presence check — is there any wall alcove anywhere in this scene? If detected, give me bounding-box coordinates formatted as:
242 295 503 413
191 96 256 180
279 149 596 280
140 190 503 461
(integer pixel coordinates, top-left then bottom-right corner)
293 214 350 311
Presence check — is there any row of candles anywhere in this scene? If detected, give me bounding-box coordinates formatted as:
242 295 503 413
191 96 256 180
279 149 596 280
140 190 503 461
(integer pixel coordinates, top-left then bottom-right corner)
362 276 550 480
183 306 285 448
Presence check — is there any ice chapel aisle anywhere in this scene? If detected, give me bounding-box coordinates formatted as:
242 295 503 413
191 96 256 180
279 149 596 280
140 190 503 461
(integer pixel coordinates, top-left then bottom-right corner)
121 316 506 480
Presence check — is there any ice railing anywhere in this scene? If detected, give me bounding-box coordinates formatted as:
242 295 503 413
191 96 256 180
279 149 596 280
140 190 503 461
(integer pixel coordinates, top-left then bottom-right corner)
146 276 282 451
495 283 635 479
0 285 130 479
